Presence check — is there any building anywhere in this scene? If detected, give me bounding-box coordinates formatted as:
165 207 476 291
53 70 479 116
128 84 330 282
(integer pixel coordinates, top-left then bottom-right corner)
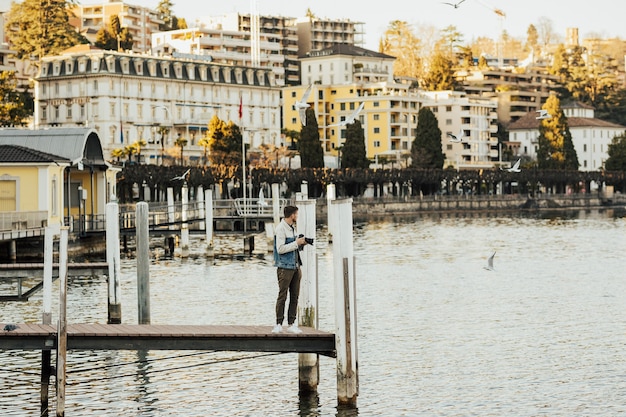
151 27 287 86
284 44 422 166
296 16 364 57
461 69 560 126
71 1 162 53
420 91 499 170
33 47 282 164
507 101 626 171
0 128 116 233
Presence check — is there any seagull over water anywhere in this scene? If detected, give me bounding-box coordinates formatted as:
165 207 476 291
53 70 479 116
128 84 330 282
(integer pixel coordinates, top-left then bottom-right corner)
328 102 365 127
483 252 496 271
295 84 313 126
536 109 552 120
447 129 465 143
442 0 465 8
507 158 521 173
171 168 190 181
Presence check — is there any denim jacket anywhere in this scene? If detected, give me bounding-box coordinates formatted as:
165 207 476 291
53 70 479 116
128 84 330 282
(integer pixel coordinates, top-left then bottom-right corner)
273 219 300 269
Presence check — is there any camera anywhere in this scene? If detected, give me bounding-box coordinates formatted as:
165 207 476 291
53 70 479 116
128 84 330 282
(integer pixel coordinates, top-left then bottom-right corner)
298 234 314 250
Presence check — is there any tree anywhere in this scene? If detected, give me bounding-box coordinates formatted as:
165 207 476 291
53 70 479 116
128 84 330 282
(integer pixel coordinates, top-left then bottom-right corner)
94 27 117 50
95 15 133 51
281 128 300 150
605 133 626 171
341 120 370 169
174 134 188 165
380 21 422 80
208 115 242 166
198 135 211 165
0 71 31 127
422 49 459 91
526 24 539 53
299 108 324 168
411 108 444 168
157 0 175 30
6 0 83 60
537 95 579 170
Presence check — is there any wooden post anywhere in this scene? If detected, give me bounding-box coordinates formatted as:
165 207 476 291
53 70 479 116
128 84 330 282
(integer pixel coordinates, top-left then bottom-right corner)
204 188 214 257
167 187 175 231
197 185 205 231
40 226 57 417
40 350 51 417
8 240 16 262
106 202 122 323
326 184 336 243
136 202 151 324
56 227 68 417
296 198 319 394
329 198 358 406
180 183 189 258
271 183 280 227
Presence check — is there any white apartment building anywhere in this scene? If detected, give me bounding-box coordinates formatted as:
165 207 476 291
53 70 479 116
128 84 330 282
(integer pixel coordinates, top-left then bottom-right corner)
421 91 499 170
151 28 286 86
71 1 162 53
33 47 282 164
296 17 365 57
507 101 626 171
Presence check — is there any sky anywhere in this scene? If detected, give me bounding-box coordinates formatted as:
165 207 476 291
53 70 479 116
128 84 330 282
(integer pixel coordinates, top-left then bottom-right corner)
84 0 626 50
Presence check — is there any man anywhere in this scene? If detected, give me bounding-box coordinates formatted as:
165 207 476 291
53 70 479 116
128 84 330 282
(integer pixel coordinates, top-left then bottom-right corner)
272 205 310 333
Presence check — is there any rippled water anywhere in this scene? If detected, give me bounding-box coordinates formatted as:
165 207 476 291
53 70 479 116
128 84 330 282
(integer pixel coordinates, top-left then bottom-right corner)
2 208 626 416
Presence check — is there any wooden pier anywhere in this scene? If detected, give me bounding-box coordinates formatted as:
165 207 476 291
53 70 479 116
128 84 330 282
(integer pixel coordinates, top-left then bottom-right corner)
0 323 336 357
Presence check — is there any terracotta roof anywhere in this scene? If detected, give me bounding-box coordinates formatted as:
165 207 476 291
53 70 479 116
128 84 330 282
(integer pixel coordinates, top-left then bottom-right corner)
508 112 626 130
0 145 69 163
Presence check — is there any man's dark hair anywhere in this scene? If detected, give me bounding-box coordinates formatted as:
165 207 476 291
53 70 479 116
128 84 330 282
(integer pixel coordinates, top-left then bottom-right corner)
283 205 298 218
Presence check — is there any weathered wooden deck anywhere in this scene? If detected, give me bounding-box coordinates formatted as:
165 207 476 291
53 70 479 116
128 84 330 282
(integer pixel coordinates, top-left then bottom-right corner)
0 323 336 357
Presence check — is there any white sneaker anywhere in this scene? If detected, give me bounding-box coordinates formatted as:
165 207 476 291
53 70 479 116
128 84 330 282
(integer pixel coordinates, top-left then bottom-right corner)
286 324 303 334
271 324 282 333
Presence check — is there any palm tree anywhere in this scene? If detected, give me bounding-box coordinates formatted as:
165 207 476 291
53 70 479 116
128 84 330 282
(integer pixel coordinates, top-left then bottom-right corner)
111 148 126 163
174 135 188 165
198 135 211 165
132 139 147 163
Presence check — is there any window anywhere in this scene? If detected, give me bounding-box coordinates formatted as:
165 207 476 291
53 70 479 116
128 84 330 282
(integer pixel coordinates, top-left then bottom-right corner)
80 105 85 118
373 102 379 107
110 103 116 117
446 106 452 112
42 107 47 120
446 119 452 125
291 91 296 98
66 82 71 94
583 144 587 152
373 114 380 120
291 117 297 124
67 105 72 119
93 80 98 92
374 127 380 133
340 103 346 111
374 141 380 147
54 83 59 95
54 106 60 119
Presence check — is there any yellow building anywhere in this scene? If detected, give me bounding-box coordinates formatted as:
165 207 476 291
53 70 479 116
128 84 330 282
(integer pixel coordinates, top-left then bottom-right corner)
0 128 117 234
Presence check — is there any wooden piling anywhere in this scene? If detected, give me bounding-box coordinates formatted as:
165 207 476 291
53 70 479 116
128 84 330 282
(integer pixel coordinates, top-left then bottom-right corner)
106 202 122 324
197 185 205 231
167 187 175 231
40 226 56 417
326 184 336 243
180 183 189 258
296 198 319 394
9 240 16 262
136 202 151 324
204 188 214 257
329 198 358 406
56 227 68 417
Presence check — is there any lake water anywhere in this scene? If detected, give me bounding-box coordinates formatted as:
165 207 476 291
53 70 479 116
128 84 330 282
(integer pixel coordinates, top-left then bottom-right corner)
2 208 626 416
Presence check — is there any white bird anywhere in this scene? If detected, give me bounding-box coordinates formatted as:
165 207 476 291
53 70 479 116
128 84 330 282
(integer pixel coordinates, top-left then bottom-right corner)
258 188 268 207
442 0 465 8
507 158 521 173
483 251 496 271
447 129 465 143
171 168 190 181
295 84 313 126
328 102 365 127
536 109 552 120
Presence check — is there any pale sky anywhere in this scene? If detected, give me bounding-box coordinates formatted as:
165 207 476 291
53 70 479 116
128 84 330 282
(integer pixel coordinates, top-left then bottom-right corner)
101 0 625 50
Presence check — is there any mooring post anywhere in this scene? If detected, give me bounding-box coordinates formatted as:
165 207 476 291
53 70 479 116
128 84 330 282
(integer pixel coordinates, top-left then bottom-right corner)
56 226 68 417
180 182 190 258
106 201 122 323
136 202 151 324
41 225 57 417
326 184 336 243
271 183 280 227
296 198 319 394
204 188 214 256
167 187 175 231
329 198 358 406
197 185 205 231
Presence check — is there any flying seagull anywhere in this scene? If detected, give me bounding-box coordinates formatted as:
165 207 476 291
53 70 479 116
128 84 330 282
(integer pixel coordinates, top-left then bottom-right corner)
295 84 313 126
442 0 465 8
258 188 268 207
483 251 496 271
447 129 465 143
536 109 552 120
171 168 190 181
3 324 19 332
328 102 365 127
507 158 521 173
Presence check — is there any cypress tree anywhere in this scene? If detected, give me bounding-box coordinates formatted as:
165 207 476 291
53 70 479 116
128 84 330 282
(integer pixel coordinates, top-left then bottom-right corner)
299 107 324 168
341 120 370 169
411 107 444 168
537 95 579 170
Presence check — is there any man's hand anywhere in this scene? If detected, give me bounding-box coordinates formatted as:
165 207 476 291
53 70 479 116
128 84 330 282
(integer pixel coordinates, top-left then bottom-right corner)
296 236 307 246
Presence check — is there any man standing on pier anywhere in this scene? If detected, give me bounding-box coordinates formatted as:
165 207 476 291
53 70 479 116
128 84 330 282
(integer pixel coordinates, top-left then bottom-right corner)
272 205 309 334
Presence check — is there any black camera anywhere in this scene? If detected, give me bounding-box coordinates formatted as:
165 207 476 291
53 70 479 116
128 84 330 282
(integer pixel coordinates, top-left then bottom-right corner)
298 234 314 248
